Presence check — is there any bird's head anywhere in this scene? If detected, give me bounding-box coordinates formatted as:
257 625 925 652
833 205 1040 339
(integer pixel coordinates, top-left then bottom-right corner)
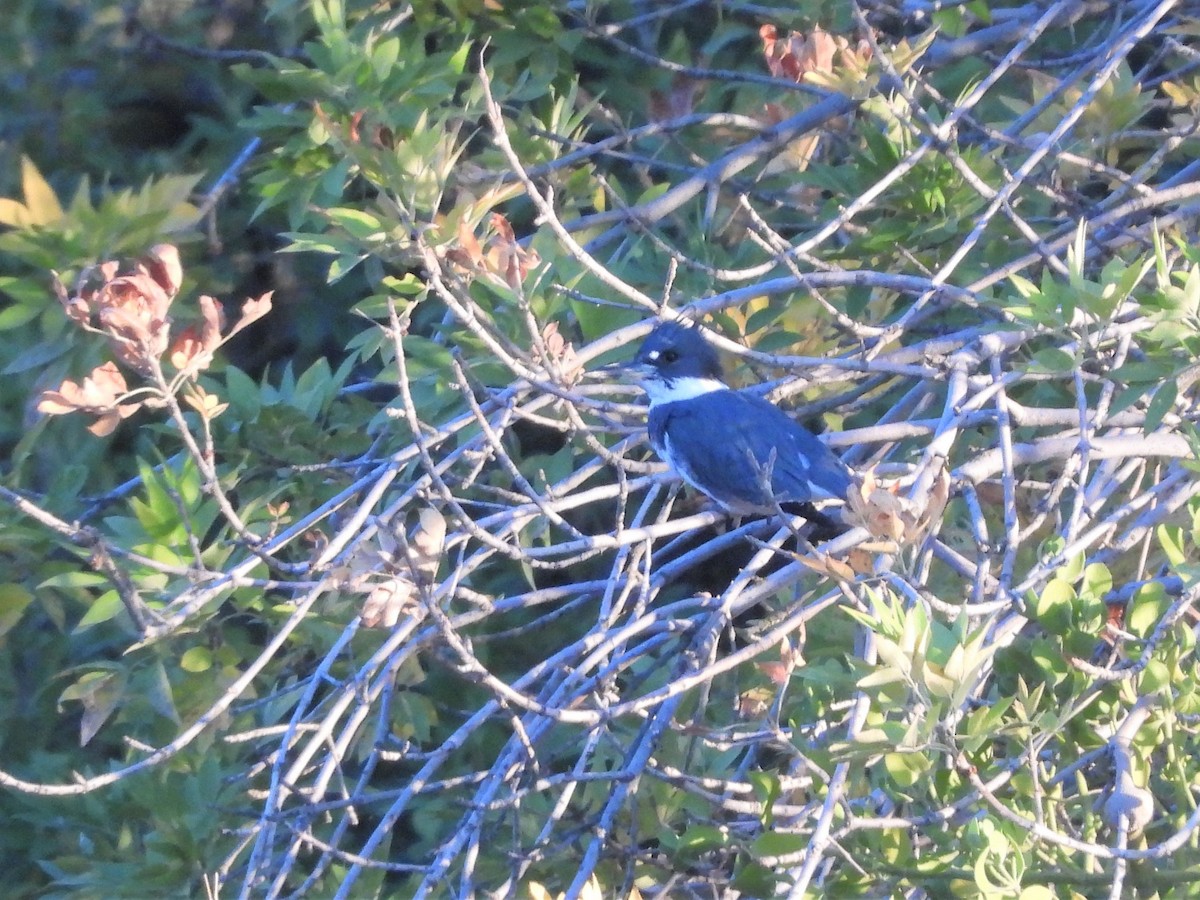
611 321 726 404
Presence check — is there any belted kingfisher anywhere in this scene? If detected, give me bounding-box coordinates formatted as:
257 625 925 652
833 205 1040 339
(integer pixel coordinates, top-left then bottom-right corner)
613 321 853 516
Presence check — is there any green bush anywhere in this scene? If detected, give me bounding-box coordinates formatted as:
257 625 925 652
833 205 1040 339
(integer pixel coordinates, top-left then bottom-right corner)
4 1 1200 896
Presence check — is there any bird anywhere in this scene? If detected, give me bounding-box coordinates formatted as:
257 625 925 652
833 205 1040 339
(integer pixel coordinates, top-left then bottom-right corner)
612 320 853 518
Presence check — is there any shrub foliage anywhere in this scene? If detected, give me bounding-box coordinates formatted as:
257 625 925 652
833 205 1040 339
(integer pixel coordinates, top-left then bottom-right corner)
4 0 1200 897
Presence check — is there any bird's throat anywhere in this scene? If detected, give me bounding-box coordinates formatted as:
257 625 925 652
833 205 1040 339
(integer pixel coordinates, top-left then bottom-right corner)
643 376 726 406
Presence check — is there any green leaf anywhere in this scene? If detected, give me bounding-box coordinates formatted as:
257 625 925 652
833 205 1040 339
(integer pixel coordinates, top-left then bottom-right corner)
3 337 70 374
1158 524 1187 568
749 830 808 859
0 301 41 330
890 28 937 74
143 659 181 725
19 156 64 226
59 668 126 745
38 572 110 589
1018 886 1057 900
1128 581 1169 636
180 646 213 674
447 40 471 75
858 667 907 689
1028 347 1075 373
383 273 427 296
0 197 29 228
327 254 367 282
749 771 781 828
326 207 384 239
1009 273 1037 298
1058 553 1085 584
1032 579 1075 635
1080 563 1112 601
225 365 263 420
73 591 126 631
884 750 931 788
732 861 779 897
1107 384 1147 418
371 36 401 79
0 584 35 638
676 825 730 856
1113 360 1172 384
863 126 900 171
1141 658 1172 693
1145 380 1177 432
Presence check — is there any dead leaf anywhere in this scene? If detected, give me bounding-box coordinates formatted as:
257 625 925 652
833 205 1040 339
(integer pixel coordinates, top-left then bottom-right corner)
756 636 802 685
236 291 273 331
170 295 226 373
760 24 870 83
532 321 584 386
845 468 947 546
183 384 228 420
648 72 702 120
579 875 604 900
975 481 1005 506
796 551 856 581
53 248 271 387
452 217 486 269
36 361 128 415
37 361 141 437
345 508 447 628
448 213 540 290
51 270 91 326
59 670 123 746
361 577 417 628
737 687 773 718
93 271 175 373
169 327 205 372
139 244 183 296
909 465 951 543
408 507 447 584
847 547 877 575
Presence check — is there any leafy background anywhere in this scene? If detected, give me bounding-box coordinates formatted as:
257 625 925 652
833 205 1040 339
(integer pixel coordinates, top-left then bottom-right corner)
3 0 1200 897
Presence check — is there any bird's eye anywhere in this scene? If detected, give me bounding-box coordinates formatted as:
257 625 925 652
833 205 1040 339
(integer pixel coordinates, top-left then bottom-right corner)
661 349 679 363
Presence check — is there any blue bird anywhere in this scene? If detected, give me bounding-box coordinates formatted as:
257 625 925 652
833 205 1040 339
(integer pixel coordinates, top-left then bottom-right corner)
615 321 853 516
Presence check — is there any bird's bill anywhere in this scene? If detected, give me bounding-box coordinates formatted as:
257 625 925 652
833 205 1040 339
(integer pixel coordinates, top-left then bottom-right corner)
595 360 655 384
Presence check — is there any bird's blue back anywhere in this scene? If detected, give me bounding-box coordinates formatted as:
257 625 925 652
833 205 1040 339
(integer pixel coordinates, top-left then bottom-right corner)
648 388 852 511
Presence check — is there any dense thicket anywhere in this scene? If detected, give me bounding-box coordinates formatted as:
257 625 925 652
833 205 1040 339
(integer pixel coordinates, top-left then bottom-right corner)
3 1 1200 896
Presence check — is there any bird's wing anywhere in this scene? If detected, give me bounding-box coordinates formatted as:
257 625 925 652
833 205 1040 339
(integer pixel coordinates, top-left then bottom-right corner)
653 391 851 508
740 393 853 502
